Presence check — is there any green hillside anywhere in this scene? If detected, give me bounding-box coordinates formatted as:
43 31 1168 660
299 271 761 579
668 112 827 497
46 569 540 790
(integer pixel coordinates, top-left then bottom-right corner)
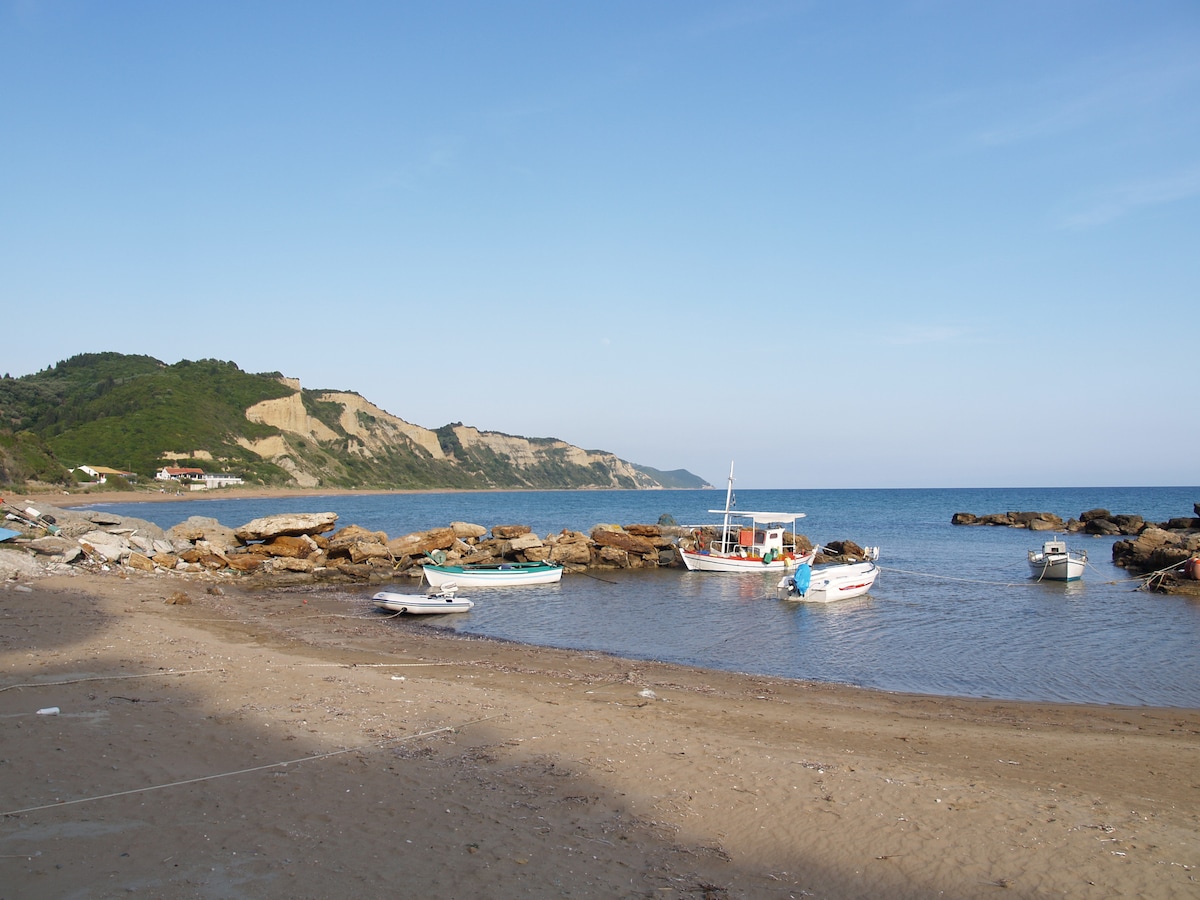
0 353 705 491
0 353 295 483
0 430 70 487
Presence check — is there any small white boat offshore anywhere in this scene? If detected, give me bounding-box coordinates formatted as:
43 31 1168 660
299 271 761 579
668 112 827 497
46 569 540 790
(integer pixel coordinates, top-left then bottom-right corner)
372 582 474 614
422 560 564 588
679 462 814 573
1028 538 1087 582
779 549 881 603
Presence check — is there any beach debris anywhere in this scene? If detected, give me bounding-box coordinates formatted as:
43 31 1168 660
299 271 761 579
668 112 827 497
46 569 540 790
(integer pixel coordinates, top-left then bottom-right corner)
36 706 60 716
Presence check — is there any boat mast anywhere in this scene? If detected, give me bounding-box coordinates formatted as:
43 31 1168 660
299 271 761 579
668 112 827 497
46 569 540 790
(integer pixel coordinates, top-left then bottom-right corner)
722 460 735 541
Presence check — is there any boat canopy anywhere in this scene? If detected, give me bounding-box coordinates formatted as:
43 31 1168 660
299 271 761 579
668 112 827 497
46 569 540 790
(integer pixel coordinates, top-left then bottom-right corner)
705 510 806 523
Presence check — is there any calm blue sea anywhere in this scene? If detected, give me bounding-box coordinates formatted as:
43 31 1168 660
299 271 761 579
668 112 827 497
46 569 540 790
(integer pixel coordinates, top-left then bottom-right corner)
87 486 1200 708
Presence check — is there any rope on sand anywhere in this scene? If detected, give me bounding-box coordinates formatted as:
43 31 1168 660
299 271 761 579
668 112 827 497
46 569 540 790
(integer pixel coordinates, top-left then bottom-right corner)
0 668 220 694
0 713 504 817
298 663 458 668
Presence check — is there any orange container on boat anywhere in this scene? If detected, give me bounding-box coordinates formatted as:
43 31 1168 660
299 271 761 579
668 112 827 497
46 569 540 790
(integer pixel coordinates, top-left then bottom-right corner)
738 529 753 546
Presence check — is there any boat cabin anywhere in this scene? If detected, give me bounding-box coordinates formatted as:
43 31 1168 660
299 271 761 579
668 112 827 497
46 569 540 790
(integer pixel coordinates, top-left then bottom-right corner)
708 512 803 561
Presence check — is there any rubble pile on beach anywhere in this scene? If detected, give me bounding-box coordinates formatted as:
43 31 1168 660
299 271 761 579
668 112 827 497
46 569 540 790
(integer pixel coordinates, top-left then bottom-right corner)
952 503 1200 586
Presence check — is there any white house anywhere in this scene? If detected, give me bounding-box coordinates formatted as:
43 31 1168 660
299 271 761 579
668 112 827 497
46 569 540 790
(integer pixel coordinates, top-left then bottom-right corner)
155 467 244 490
156 467 205 482
201 474 245 489
75 465 137 484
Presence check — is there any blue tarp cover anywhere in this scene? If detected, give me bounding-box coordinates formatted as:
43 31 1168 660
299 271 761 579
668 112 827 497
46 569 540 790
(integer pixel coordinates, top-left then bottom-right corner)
0 527 22 542
793 562 812 595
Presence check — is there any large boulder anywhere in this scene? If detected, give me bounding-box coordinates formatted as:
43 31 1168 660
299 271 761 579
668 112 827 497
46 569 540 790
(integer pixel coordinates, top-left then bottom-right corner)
492 524 532 539
590 526 657 557
505 532 544 553
1111 514 1145 535
325 525 388 561
259 535 319 558
235 513 338 542
817 540 867 564
623 524 662 538
977 513 1015 526
225 554 267 573
1165 517 1200 530
262 556 316 574
78 530 132 563
622 524 677 549
106 516 169 542
386 527 456 559
0 548 51 580
1085 518 1123 536
26 536 75 556
458 548 501 565
547 530 593 566
1112 526 1192 572
125 552 155 572
1011 511 1065 530
346 541 392 564
168 516 240 551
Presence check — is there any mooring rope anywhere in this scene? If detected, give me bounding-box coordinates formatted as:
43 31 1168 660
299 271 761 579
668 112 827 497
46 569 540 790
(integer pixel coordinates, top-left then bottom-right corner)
875 564 1148 588
0 668 219 694
0 713 504 817
875 565 1032 588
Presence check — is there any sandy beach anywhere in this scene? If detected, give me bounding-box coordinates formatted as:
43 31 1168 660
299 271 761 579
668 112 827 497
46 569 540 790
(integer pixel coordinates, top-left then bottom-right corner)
1 567 1197 899
44 485 432 508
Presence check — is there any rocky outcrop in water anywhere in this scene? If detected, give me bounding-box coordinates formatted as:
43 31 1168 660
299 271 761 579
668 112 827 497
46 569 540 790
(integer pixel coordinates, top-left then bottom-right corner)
952 503 1200 590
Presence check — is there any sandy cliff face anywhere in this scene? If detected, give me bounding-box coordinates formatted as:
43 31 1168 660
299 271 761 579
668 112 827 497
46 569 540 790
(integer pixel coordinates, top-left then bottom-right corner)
237 377 658 488
245 386 442 460
245 392 340 443
319 391 446 460
453 425 659 488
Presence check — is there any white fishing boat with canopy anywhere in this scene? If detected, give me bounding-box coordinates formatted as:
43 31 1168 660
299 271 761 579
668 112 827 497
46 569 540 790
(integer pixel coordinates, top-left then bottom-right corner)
679 462 815 573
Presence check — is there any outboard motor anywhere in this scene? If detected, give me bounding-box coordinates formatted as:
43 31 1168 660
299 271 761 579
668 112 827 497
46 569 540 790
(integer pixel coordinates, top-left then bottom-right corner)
780 562 813 597
793 562 812 596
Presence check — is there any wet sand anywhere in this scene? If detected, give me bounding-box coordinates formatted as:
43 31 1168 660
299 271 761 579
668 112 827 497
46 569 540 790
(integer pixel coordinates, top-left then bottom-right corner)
2 570 1197 898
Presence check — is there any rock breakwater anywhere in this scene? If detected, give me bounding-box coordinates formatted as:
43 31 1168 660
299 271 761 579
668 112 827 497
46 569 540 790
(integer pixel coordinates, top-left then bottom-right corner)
952 503 1200 591
1 502 861 586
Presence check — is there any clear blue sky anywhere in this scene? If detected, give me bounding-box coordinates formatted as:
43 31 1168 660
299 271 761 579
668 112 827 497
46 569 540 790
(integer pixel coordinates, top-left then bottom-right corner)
3 2 1197 489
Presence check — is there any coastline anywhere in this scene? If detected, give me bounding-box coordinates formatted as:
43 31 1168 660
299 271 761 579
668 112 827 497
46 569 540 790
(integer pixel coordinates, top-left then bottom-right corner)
2 570 1197 897
35 484 645 509
38 486 442 508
